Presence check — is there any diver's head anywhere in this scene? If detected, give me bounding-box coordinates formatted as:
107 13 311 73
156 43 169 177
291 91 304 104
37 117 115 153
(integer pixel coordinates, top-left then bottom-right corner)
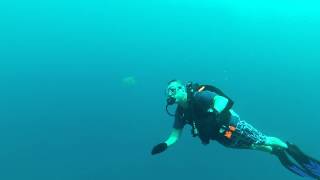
166 80 188 106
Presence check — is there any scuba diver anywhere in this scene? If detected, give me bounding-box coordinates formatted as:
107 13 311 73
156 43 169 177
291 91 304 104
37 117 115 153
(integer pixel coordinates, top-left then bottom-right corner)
151 80 320 179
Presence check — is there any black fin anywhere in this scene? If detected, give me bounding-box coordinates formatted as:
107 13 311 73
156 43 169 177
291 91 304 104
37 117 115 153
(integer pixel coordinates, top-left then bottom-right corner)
286 142 320 178
272 148 311 177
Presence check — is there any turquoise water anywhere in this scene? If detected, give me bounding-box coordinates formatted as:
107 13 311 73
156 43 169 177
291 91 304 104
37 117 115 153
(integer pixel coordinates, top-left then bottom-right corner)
0 0 319 179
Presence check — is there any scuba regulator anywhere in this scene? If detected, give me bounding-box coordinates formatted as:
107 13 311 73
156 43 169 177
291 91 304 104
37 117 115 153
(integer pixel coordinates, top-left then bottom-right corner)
165 96 176 116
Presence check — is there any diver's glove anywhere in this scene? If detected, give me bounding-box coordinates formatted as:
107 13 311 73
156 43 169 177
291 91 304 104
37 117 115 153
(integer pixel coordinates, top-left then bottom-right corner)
151 143 168 155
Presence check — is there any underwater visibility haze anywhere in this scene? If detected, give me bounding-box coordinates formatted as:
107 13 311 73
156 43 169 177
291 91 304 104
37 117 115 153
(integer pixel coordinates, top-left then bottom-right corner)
0 0 320 179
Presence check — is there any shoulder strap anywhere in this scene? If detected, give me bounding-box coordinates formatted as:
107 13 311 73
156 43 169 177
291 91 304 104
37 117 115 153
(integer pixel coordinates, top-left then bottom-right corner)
199 84 234 111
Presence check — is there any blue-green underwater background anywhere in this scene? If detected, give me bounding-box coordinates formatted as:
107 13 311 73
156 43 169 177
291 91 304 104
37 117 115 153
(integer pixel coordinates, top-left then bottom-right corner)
0 0 320 179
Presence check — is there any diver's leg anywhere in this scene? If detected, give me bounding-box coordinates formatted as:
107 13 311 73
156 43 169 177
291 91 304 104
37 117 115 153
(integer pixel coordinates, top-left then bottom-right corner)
251 144 272 153
264 136 288 149
250 136 288 153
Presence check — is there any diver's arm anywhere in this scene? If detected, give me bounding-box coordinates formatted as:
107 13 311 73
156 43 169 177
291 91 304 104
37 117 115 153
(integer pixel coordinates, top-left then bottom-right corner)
151 128 182 155
165 128 182 147
213 95 229 113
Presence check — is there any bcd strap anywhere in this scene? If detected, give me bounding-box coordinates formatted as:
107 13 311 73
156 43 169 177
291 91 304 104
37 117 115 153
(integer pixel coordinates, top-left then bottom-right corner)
197 84 234 112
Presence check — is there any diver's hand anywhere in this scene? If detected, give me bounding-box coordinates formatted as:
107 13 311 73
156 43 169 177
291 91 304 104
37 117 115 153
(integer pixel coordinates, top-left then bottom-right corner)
151 143 168 155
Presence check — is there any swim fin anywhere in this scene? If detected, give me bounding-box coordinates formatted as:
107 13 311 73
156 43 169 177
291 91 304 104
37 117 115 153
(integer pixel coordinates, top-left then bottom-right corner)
273 148 312 178
286 142 320 179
